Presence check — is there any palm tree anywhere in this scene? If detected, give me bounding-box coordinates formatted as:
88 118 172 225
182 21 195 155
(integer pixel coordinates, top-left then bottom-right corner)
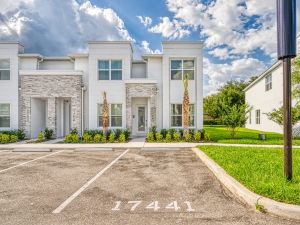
183 74 190 137
102 91 109 136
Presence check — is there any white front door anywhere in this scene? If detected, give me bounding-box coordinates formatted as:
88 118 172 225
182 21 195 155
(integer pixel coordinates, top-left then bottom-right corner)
137 105 147 135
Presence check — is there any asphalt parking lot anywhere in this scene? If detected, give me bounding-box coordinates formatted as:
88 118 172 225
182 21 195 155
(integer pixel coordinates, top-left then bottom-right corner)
0 149 299 225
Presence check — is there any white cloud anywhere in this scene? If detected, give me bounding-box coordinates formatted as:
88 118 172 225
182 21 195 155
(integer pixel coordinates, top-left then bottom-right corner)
148 17 190 39
208 47 230 60
137 16 152 27
0 0 132 55
140 40 161 54
204 57 266 95
157 0 278 57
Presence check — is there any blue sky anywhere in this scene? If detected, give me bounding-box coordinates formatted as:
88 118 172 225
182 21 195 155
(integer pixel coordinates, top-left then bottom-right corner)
0 0 299 95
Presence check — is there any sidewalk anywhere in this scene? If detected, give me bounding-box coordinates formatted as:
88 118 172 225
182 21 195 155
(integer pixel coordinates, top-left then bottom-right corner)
1 139 300 151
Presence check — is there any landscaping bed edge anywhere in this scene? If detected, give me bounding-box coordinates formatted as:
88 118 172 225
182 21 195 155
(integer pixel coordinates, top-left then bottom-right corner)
192 147 300 221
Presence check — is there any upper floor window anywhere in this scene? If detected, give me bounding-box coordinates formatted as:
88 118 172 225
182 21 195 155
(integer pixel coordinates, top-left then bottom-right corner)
255 109 260 124
265 74 272 91
170 104 195 127
0 59 10 80
171 59 195 80
98 103 122 127
0 104 10 128
98 60 122 80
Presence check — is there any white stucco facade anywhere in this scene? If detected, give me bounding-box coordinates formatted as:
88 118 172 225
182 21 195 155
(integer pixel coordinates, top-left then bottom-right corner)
245 34 300 134
0 40 203 138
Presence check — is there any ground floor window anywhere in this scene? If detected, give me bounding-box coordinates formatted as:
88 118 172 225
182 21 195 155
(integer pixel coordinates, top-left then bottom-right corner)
0 103 10 128
171 104 195 127
255 109 260 124
249 111 252 124
98 104 122 127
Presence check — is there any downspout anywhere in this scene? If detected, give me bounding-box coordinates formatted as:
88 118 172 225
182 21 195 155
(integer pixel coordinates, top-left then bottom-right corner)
81 85 86 136
37 57 44 69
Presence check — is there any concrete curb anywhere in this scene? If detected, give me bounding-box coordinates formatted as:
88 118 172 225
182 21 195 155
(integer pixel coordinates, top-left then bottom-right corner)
192 147 300 221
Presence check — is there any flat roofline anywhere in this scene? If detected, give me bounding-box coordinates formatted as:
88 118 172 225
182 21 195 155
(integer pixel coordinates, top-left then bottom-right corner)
162 40 204 45
43 56 73 61
244 61 282 92
0 41 24 47
142 54 163 59
19 54 43 59
68 53 89 58
88 40 133 52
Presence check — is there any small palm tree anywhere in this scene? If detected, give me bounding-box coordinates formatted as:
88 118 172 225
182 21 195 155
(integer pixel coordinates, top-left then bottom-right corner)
102 91 109 136
183 74 190 137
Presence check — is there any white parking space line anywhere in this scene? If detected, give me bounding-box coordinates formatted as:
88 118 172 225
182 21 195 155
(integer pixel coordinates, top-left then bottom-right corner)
52 149 130 214
0 150 64 174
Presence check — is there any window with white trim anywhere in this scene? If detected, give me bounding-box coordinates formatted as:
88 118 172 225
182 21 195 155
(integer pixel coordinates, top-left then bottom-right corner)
0 104 10 128
255 109 260 124
170 59 195 80
98 60 122 80
170 104 195 127
0 59 10 80
265 74 272 91
98 104 122 127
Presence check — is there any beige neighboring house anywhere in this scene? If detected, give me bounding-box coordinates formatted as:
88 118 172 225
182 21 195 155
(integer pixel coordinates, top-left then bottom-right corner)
0 40 204 138
244 34 300 134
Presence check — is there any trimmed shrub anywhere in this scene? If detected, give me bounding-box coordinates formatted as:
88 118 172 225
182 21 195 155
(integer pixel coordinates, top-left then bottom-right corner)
94 134 102 143
155 132 163 142
44 128 54 140
168 128 176 138
109 133 115 143
178 129 184 138
83 133 92 143
123 129 131 141
101 135 107 143
1 134 10 144
65 134 73 143
173 131 181 142
160 129 168 138
72 134 79 143
165 132 172 142
149 126 157 134
114 129 122 140
204 133 211 142
70 128 78 135
16 129 25 140
10 135 18 143
38 132 44 141
194 131 201 142
147 132 155 142
184 133 192 142
118 133 126 143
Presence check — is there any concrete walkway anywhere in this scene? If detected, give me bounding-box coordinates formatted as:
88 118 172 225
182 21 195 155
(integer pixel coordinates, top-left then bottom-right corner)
1 140 300 151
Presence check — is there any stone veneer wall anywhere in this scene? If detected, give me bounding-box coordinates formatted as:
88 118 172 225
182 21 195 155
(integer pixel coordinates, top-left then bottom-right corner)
20 75 82 137
126 83 157 131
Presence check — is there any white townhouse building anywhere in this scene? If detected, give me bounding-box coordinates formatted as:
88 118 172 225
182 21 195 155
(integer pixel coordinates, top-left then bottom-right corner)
0 41 203 138
244 34 300 134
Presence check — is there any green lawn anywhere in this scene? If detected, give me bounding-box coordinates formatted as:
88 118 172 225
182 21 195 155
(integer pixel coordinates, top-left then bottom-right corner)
204 125 300 145
199 146 300 205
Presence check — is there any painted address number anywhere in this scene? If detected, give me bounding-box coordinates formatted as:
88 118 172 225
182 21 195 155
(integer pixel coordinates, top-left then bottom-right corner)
112 201 195 212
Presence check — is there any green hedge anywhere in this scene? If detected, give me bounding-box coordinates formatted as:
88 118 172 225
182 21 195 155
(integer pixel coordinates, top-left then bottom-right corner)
146 127 205 143
64 129 131 143
0 129 25 144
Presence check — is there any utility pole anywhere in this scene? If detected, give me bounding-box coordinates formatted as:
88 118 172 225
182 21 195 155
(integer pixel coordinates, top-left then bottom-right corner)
276 0 297 180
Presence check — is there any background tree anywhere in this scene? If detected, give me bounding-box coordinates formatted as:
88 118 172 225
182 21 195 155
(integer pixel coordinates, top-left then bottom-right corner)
222 104 251 138
102 92 109 136
183 74 190 137
203 80 248 124
266 105 300 138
